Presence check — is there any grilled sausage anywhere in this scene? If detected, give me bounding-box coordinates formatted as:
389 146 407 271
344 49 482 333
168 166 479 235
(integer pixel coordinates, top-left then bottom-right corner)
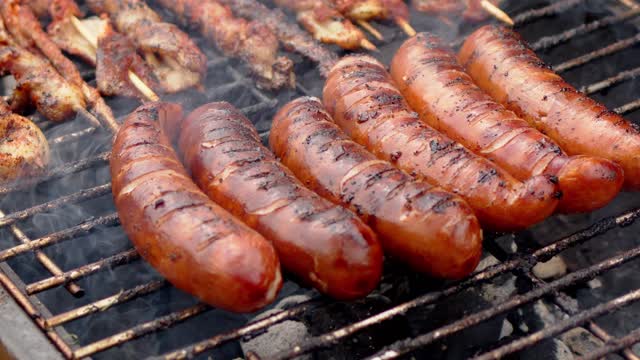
110 102 282 313
178 102 382 299
271 97 483 280
324 56 559 230
459 25 640 190
390 34 624 213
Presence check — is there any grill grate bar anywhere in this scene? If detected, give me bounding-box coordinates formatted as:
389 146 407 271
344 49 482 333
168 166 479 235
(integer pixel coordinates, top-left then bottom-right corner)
50 127 99 146
554 33 640 73
0 184 112 228
0 152 111 196
580 329 640 360
25 249 140 295
44 280 167 329
471 288 640 360
581 66 640 94
0 213 120 262
513 0 586 25
72 303 210 359
615 98 640 113
364 245 640 360
531 7 640 50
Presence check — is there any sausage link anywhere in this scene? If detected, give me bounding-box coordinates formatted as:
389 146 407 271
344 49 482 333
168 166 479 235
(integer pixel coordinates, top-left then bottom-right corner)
390 34 623 213
459 25 639 190
323 55 559 231
178 102 382 299
110 102 282 313
271 97 483 280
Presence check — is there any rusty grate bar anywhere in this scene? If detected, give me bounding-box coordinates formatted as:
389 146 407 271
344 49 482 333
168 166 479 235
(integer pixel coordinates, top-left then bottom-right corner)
513 0 587 25
581 66 640 94
554 33 640 73
0 213 120 262
616 98 640 114
581 329 640 360
531 7 640 50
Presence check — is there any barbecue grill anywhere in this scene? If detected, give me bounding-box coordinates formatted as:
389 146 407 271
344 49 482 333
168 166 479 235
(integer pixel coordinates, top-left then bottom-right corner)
1 0 639 359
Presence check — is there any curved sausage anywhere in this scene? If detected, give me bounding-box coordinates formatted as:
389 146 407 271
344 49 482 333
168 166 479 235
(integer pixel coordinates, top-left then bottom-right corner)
271 97 483 280
390 33 624 213
110 102 282 313
459 25 640 190
323 55 559 231
178 102 382 299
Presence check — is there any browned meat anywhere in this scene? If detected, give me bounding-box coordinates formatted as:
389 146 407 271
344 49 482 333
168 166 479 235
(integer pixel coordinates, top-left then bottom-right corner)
413 0 501 22
30 0 51 18
87 0 207 93
0 100 49 184
156 0 294 90
328 0 387 21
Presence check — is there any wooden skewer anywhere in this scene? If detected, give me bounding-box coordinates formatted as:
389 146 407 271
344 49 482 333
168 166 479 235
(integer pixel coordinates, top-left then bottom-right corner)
480 0 514 26
74 106 102 127
360 38 378 51
70 16 159 102
396 18 416 37
357 20 384 40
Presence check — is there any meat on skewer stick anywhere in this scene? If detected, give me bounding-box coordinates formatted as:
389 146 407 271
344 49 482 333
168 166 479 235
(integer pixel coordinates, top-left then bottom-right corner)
86 0 207 94
219 0 338 76
327 0 386 40
156 0 295 90
381 0 416 36
274 0 377 50
1 0 118 132
414 0 513 25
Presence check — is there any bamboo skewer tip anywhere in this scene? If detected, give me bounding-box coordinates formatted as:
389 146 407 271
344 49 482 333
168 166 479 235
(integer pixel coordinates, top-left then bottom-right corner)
480 0 514 26
396 18 416 37
357 20 384 41
360 38 378 51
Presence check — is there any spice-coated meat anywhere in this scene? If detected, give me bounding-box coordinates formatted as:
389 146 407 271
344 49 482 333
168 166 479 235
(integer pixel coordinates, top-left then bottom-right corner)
157 0 294 90
110 102 282 313
87 0 207 93
391 34 623 213
271 97 483 279
328 0 387 21
460 25 640 190
179 102 382 298
324 55 560 231
413 0 500 22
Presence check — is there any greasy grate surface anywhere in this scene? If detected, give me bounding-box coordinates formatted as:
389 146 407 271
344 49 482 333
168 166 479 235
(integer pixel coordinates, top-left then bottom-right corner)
0 0 639 359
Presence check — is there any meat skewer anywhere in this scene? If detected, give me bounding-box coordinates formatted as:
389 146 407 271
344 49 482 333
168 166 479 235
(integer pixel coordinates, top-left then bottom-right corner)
381 0 416 36
219 0 338 76
156 0 295 90
460 25 640 190
273 0 377 50
86 0 207 94
179 102 383 299
323 55 560 231
413 0 513 25
391 34 623 213
111 102 283 313
271 97 483 279
327 0 387 40
1 0 119 132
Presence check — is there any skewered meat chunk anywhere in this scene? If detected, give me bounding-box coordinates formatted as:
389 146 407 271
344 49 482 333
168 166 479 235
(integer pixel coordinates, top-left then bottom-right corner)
413 0 501 22
219 0 338 76
329 0 387 21
87 0 207 93
157 0 294 90
0 99 49 183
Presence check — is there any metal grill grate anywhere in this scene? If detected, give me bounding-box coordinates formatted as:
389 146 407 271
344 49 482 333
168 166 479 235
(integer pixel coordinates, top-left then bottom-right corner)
0 0 640 359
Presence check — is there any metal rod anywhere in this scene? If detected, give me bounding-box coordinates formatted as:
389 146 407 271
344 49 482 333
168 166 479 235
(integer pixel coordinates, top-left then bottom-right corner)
581 66 640 94
49 127 98 146
615 98 640 114
471 288 640 360
25 249 139 295
513 0 586 25
0 213 120 262
580 329 640 360
554 33 640 73
0 184 112 228
73 303 210 359
45 280 166 328
0 152 111 195
531 7 640 50
364 246 640 360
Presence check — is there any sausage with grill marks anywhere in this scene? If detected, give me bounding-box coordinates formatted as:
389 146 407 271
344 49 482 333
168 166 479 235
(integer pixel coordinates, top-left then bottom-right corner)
459 25 640 190
390 34 623 213
271 97 483 280
110 102 282 313
324 56 559 231
178 102 383 299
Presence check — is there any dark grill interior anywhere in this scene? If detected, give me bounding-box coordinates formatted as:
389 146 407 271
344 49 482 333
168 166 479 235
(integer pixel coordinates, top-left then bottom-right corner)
1 0 640 359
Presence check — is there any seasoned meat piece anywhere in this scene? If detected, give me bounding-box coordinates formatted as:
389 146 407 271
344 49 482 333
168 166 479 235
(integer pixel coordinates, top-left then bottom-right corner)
413 0 501 22
329 0 387 21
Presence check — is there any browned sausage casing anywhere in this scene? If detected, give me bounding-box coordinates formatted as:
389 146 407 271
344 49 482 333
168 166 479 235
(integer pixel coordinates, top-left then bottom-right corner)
178 102 383 299
390 34 624 213
460 25 640 190
323 56 559 231
271 97 483 280
110 102 282 313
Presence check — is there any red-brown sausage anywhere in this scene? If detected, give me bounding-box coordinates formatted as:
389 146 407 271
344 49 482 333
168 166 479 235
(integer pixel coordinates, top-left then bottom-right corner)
459 25 640 190
110 102 282 313
178 102 383 299
323 56 559 231
271 97 483 280
390 33 624 213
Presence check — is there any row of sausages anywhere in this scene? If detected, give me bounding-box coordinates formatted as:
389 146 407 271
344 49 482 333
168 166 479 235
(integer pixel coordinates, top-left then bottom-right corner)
111 25 639 313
